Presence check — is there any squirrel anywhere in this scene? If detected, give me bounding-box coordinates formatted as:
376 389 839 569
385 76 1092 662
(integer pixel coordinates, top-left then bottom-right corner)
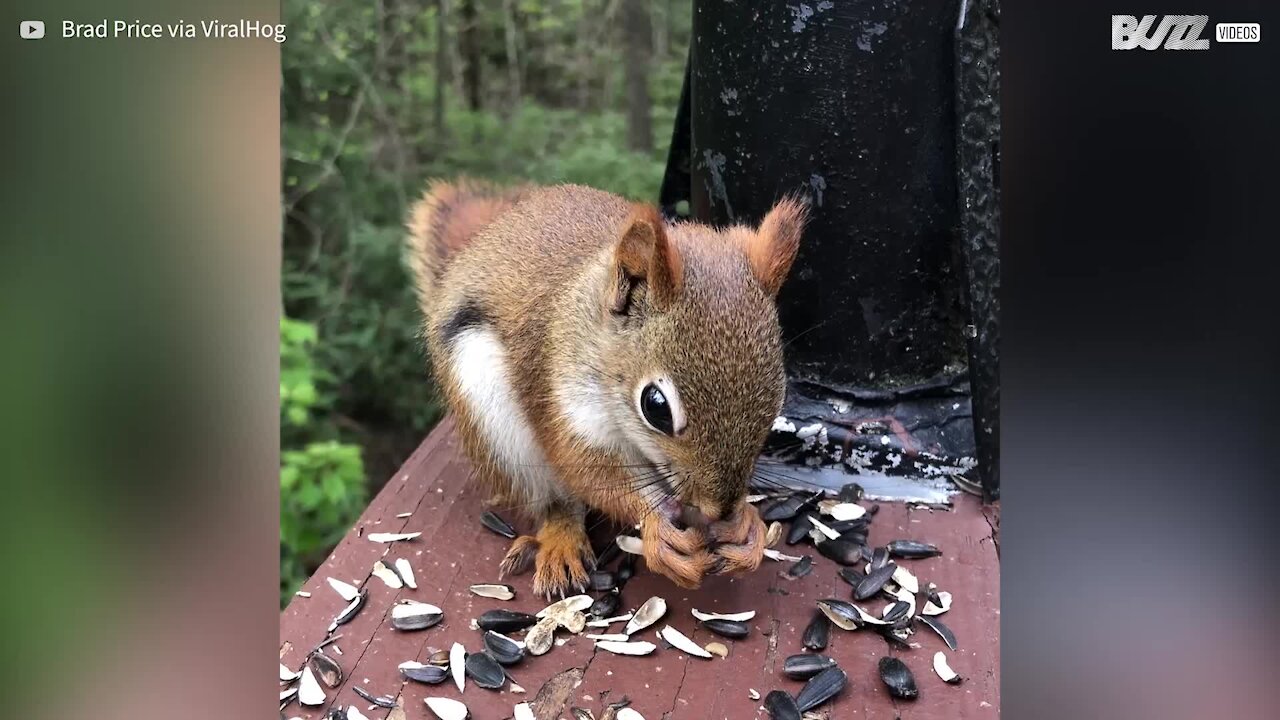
405 180 807 598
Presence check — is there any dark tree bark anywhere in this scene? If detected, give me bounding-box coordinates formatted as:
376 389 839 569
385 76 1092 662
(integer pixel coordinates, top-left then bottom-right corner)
621 0 653 153
434 0 449 136
460 0 482 111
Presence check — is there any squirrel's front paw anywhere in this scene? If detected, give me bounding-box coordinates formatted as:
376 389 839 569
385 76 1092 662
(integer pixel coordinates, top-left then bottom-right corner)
708 502 766 575
641 514 717 588
530 522 595 599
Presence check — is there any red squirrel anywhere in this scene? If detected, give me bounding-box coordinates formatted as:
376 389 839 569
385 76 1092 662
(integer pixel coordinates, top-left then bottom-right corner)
406 180 807 597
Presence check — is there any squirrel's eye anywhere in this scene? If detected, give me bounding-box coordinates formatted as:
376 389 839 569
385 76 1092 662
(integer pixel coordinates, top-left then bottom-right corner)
639 383 675 436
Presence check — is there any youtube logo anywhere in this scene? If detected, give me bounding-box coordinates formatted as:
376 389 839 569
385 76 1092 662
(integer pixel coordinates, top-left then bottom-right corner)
20 20 45 40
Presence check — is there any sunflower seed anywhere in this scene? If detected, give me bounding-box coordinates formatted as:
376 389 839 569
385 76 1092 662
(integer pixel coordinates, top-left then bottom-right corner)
705 641 729 657
855 563 898 600
586 612 632 627
616 535 644 555
826 503 866 521
367 532 422 543
470 583 516 601
590 591 620 618
426 649 450 667
748 689 761 701
700 618 750 639
870 547 890 571
917 615 958 650
308 650 343 687
837 567 865 587
326 577 359 601
616 709 646 720
449 642 466 692
761 494 806 522
802 611 830 650
764 690 801 720
482 630 525 665
764 548 804 562
746 494 768 504
881 600 911 623
352 685 397 708
691 608 756 622
571 708 596 720
538 594 594 618
786 555 813 578
659 625 712 658
585 633 631 642
795 666 847 711
394 558 417 589
624 597 667 635
782 653 837 680
295 590 311 597
297 666 326 706
424 697 470 720
280 663 301 682
933 651 962 683
886 539 942 559
480 511 517 539
328 590 367 632
464 651 506 689
891 564 920 594
922 590 952 615
391 601 444 631
816 538 863 566
589 570 617 591
347 706 372 720
477 609 538 633
837 482 864 501
372 561 403 589
280 686 297 703
878 656 919 699
524 616 558 656
399 661 449 684
514 702 536 720
807 515 840 540
787 514 814 545
594 639 656 655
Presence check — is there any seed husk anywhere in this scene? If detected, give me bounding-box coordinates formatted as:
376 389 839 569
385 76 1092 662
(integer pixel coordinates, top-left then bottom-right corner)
514 703 536 720
372 560 403 589
538 594 594 618
782 653 837 680
470 583 516 601
854 562 898 600
816 538 864 566
837 567 865 587
761 494 806 522
589 570 617 592
826 502 867 521
615 534 643 555
881 600 911 624
394 558 417 589
932 651 962 683
524 616 558 656
352 685 397 708
659 625 713 658
616 709 646 720
795 666 848 711
590 591 620 618
878 657 919 699
764 690 801 720
802 611 831 650
308 650 343 687
477 609 538 633
279 686 297 703
891 564 920 594
786 514 814 545
917 615 958 651
691 608 756 622
923 590 952 615
624 596 667 635
297 666 326 706
399 661 449 684
367 531 422 543
764 548 804 562
391 601 444 631
586 612 632 628
424 697 470 720
807 515 840 540
464 651 506 689
700 618 750 639
480 511 517 539
280 663 301 682
426 649 450 667
594 639 656 656
766 521 784 548
328 589 367 632
816 599 874 631
450 642 466 692
886 539 942 559
482 630 525 665
326 577 359 601
786 555 813 578
705 641 729 657
870 547 890 571
585 633 631 642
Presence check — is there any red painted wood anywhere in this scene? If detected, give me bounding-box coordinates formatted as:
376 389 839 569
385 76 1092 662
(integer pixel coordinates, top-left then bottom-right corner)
281 421 1000 718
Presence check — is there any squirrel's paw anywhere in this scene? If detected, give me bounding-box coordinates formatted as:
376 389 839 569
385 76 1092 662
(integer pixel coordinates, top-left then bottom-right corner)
709 502 766 575
498 536 540 578
529 522 595 599
641 515 717 589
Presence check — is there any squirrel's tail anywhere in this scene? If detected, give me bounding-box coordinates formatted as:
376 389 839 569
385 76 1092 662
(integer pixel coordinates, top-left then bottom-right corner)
405 178 528 318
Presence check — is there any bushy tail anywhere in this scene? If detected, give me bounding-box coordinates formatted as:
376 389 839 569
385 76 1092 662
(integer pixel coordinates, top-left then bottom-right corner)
404 178 528 318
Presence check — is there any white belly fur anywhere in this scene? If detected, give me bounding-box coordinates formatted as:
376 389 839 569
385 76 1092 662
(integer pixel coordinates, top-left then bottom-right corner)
449 328 561 512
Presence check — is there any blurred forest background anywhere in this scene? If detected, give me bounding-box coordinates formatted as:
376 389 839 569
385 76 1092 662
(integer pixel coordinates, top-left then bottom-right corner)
281 0 692 602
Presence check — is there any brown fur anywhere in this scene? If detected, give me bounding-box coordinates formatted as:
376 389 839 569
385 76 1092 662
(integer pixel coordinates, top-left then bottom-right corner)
405 181 806 595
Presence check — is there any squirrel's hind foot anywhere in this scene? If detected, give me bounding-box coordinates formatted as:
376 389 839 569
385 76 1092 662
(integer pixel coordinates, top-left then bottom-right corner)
498 535 540 578
500 517 595 599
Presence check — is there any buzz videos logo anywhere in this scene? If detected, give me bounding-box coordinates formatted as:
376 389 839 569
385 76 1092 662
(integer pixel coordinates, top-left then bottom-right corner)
1112 15 1261 50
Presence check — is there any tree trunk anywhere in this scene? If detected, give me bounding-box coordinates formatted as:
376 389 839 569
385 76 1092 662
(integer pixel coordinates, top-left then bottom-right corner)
434 0 449 137
460 0 482 112
502 0 522 111
621 0 653 153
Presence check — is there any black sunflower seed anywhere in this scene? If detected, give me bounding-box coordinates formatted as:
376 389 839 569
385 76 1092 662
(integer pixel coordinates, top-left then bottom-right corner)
816 599 862 631
783 653 837 680
588 570 617 592
886 540 942 559
917 615 958 651
589 590 620 618
482 630 525 665
878 657 918 699
331 589 366 630
826 517 871 534
837 566 865 587
786 514 814 545
837 482 864 502
476 609 538 633
480 511 517 539
925 585 944 609
308 650 343 687
762 495 806 522
795 665 848 711
352 685 397 708
870 546 890 571
400 662 449 684
817 538 864 566
854 562 898 600
464 651 506 689
616 553 638 586
802 611 830 650
700 618 750 639
764 690 801 720
882 600 911 624
786 555 813 578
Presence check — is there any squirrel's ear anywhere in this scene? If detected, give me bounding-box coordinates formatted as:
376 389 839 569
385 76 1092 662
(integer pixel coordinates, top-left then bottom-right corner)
745 197 808 296
611 204 683 313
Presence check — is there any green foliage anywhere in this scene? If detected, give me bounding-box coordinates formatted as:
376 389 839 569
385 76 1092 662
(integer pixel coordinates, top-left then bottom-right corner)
281 0 691 601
